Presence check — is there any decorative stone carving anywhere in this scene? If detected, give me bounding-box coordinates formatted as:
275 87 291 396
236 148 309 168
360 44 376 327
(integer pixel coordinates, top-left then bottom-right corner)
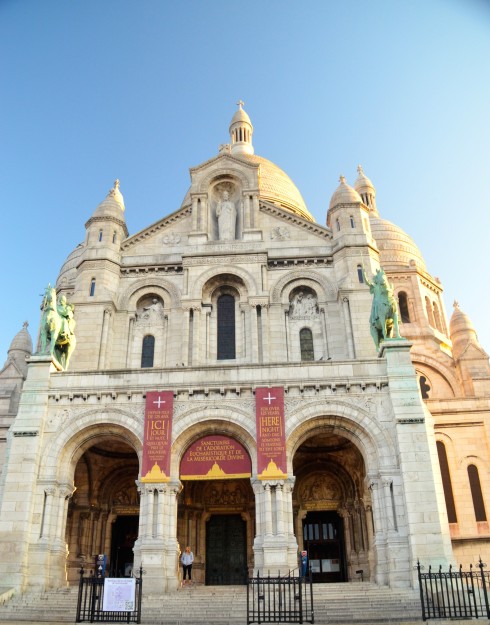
162 233 181 245
135 297 165 326
270 226 290 241
204 482 246 506
289 291 319 319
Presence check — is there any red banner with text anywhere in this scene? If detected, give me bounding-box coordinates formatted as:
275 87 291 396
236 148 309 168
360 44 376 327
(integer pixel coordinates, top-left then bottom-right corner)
141 391 173 482
180 435 251 480
256 386 287 480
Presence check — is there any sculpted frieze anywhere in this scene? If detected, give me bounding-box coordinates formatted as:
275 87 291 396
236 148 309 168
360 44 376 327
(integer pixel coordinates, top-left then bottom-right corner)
184 253 267 266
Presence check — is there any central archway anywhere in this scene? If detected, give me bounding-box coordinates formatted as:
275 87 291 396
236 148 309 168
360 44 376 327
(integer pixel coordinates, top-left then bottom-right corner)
178 434 254 585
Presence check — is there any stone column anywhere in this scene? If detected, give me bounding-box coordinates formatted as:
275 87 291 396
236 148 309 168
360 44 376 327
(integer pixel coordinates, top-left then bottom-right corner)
133 480 181 594
98 308 112 369
342 297 355 358
125 315 136 367
252 479 298 574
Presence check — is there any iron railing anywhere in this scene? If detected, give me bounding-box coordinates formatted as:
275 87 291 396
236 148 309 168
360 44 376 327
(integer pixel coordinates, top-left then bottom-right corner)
247 569 314 624
417 559 490 620
75 565 143 623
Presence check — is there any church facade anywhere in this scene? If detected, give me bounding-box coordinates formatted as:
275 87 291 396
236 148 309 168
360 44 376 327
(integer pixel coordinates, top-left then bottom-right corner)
1 104 489 595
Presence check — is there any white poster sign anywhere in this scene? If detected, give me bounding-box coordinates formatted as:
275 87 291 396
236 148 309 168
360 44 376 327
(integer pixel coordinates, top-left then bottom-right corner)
102 578 136 612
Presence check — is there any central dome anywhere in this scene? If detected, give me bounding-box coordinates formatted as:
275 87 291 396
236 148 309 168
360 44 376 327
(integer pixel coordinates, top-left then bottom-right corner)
181 103 314 222
234 153 313 222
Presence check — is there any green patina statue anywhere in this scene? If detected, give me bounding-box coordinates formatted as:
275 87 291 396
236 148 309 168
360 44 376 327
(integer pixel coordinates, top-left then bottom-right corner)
362 265 401 349
39 284 77 370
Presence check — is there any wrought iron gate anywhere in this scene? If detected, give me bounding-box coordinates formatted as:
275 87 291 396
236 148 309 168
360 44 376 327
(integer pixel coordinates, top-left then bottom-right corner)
247 570 314 624
75 565 143 623
417 559 490 620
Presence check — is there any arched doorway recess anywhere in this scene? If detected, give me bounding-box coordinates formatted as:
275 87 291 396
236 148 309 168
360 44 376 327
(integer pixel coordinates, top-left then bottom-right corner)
177 434 254 585
65 438 139 581
293 432 372 582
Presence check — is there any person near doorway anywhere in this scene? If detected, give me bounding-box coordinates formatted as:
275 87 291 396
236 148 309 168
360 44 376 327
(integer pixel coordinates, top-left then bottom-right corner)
181 546 194 586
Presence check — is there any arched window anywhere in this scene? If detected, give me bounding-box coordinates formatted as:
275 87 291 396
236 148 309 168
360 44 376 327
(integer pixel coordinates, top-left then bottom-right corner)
98 229 103 242
468 464 487 522
398 292 410 323
300 328 314 361
89 278 96 297
217 294 236 360
425 296 434 327
436 441 457 523
141 335 155 368
419 375 431 399
357 265 364 283
350 215 355 228
335 218 340 232
112 231 117 244
433 302 442 332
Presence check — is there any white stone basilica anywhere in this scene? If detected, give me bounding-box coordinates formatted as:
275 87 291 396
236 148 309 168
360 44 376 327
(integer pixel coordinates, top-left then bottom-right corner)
1 103 490 595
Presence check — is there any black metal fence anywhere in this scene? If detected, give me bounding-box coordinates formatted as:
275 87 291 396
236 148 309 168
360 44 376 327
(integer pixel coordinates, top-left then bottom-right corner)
76 566 143 623
417 559 490 620
247 570 314 624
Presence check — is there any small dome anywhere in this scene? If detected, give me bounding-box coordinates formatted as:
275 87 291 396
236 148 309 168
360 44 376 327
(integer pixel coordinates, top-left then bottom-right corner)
354 165 375 194
92 179 126 219
450 301 477 342
230 102 252 127
8 321 33 356
57 242 85 288
329 176 362 210
370 216 427 270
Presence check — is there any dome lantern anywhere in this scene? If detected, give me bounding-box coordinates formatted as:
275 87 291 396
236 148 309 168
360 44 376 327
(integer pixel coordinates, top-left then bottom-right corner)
229 100 254 156
354 165 378 214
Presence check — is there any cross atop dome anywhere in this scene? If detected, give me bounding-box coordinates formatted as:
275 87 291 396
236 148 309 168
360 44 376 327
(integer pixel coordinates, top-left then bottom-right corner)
236 99 245 109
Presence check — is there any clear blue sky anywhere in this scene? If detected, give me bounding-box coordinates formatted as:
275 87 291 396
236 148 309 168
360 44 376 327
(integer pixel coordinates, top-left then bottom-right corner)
1 0 489 361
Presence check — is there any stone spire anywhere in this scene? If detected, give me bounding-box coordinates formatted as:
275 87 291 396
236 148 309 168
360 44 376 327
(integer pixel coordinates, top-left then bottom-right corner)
229 101 254 156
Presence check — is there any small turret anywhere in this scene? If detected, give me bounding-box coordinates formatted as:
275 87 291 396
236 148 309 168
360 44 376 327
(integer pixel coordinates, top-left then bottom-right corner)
229 101 254 156
85 179 128 247
354 165 378 215
450 301 490 397
4 321 32 377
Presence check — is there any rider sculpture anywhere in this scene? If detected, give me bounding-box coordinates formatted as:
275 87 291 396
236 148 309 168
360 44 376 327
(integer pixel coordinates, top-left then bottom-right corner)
362 265 401 349
39 284 77 370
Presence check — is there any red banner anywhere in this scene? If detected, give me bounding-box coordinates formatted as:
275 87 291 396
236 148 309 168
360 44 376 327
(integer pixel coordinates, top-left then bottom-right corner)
180 435 251 480
256 387 287 479
141 391 173 482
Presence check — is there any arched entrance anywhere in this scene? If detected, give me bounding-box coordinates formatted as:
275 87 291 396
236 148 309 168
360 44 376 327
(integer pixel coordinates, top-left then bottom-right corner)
65 437 139 581
178 434 254 585
293 432 372 582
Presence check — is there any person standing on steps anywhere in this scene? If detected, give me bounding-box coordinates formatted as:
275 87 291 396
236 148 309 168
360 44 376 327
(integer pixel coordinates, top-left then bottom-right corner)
181 545 194 586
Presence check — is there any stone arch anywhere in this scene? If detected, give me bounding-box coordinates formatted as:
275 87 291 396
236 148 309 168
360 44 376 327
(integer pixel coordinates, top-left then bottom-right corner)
411 351 460 397
195 161 256 194
271 269 337 304
286 399 397 475
171 410 256 478
39 408 143 483
191 265 258 301
118 277 181 310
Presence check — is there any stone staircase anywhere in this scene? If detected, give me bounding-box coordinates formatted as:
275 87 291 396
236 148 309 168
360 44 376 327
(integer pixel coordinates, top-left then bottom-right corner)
0 581 425 624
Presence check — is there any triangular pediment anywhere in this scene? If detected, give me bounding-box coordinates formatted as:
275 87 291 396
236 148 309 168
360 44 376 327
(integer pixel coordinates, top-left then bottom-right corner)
121 204 192 253
259 200 332 242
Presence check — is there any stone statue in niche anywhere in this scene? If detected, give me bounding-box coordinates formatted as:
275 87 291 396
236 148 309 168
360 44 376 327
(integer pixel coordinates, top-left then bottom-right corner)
216 190 237 241
136 298 164 326
290 291 319 319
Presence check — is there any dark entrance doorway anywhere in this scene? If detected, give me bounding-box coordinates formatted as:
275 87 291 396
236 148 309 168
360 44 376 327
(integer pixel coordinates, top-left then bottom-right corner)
302 511 346 582
206 514 247 585
110 515 139 577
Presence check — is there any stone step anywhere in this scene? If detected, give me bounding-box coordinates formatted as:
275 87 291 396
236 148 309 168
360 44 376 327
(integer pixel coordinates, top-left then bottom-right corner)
0 582 423 623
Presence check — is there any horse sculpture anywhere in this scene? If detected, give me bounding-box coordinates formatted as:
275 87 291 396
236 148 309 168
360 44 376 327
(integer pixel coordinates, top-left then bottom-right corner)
362 266 401 349
39 285 77 370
